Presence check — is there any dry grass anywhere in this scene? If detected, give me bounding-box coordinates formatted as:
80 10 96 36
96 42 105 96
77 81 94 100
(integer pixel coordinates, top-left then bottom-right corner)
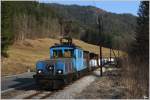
1 38 124 76
73 39 125 57
121 57 149 99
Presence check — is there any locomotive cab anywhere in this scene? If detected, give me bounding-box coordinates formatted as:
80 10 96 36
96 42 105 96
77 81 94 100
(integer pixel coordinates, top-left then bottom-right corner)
49 46 75 75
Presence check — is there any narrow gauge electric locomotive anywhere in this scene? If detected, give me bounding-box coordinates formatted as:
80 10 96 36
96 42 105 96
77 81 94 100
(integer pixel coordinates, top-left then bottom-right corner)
33 37 98 89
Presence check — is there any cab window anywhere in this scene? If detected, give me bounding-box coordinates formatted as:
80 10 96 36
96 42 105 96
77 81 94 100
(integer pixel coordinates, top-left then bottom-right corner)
64 49 74 58
53 49 74 58
53 50 63 58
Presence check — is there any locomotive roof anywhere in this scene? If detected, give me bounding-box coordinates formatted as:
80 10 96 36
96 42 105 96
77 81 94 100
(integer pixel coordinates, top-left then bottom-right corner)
50 43 82 49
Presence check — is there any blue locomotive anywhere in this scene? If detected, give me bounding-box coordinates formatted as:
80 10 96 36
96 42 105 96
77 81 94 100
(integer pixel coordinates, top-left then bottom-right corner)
33 37 98 89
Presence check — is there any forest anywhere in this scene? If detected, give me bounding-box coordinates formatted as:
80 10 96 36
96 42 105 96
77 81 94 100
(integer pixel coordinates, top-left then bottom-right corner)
2 1 137 56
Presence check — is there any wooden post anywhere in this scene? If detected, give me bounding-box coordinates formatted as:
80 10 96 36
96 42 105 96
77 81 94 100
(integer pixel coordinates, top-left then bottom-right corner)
109 48 111 64
112 49 117 61
112 49 118 67
97 15 103 76
100 45 102 76
118 49 120 58
96 54 99 69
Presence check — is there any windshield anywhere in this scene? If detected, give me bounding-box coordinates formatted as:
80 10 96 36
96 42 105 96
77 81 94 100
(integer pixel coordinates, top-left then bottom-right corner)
53 50 63 58
53 49 74 58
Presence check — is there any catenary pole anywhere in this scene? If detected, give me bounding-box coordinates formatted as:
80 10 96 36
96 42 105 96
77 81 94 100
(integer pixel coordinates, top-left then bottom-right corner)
97 15 103 76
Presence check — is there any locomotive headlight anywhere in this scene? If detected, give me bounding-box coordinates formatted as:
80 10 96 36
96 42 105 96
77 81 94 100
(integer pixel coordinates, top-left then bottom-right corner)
57 70 63 74
37 69 43 74
38 70 42 73
58 70 62 74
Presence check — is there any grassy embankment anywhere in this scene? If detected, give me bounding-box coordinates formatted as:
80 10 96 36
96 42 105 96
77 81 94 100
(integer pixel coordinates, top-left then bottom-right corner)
1 38 125 76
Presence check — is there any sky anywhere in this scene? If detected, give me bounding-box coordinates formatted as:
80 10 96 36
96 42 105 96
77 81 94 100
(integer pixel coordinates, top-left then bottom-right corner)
38 0 141 16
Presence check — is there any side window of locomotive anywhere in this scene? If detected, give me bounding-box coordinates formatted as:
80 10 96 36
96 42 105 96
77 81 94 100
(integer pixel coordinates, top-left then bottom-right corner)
78 50 82 58
80 51 82 58
78 50 80 58
64 49 74 58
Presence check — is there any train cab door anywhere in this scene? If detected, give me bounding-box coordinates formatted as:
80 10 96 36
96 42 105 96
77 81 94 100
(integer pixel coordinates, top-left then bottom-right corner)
74 49 84 71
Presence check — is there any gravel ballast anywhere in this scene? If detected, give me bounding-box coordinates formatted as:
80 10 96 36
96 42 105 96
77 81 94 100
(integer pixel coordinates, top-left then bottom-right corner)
47 71 100 99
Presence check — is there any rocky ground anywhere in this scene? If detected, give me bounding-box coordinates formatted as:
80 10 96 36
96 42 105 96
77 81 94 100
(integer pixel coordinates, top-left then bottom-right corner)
75 68 126 99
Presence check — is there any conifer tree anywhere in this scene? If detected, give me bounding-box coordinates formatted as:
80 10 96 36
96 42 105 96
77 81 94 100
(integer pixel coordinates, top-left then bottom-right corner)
136 1 149 61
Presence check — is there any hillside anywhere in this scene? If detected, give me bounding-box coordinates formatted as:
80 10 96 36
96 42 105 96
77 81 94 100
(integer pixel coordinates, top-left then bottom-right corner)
1 38 123 76
2 1 136 56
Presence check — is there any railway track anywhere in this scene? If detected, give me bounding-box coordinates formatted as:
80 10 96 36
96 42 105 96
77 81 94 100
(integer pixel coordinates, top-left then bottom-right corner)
23 91 54 99
2 77 76 99
10 82 66 99
8 77 79 99
20 70 95 99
